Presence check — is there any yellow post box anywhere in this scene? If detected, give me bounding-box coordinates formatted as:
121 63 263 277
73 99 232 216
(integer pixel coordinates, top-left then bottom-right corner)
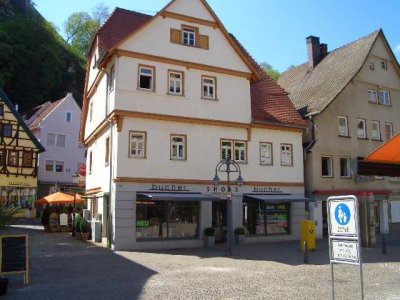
300 220 316 251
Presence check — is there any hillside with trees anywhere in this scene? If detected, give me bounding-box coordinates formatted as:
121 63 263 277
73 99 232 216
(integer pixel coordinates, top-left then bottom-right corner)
0 0 85 112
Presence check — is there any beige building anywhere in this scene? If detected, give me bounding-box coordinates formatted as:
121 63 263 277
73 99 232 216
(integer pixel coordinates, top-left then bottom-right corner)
80 0 309 250
278 30 400 245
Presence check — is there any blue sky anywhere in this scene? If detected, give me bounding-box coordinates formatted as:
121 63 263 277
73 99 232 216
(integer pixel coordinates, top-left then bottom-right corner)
34 0 400 72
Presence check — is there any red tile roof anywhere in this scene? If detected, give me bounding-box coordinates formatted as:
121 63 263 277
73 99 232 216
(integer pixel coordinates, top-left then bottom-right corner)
95 8 152 56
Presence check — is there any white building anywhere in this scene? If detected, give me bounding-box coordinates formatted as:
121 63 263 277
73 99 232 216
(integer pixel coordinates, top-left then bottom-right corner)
23 93 86 197
81 0 309 250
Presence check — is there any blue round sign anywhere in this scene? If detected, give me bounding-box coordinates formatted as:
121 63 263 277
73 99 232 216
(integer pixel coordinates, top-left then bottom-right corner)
334 203 351 225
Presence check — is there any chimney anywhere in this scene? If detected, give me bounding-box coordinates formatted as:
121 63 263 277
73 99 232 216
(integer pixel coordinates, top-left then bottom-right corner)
306 36 321 68
320 43 328 59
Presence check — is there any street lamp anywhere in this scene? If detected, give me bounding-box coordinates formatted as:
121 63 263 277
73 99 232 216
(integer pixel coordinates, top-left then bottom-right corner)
213 155 244 256
71 172 79 237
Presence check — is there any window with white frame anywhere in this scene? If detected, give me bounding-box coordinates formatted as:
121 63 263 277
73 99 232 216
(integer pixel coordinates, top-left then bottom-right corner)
168 71 183 95
202 76 216 100
356 119 367 138
234 141 246 162
378 90 391 106
340 157 351 178
129 131 146 158
138 65 155 91
182 27 195 46
109 65 115 91
221 140 233 160
260 142 273 165
170 135 186 160
66 112 72 123
371 121 381 140
47 133 66 147
321 156 333 177
385 123 393 140
338 116 348 136
280 144 292 166
368 90 378 104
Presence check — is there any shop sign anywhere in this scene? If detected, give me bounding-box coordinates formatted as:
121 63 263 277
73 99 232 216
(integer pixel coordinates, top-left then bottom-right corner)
136 220 150 227
252 187 281 193
331 240 359 263
150 184 190 192
59 213 68 226
206 186 239 193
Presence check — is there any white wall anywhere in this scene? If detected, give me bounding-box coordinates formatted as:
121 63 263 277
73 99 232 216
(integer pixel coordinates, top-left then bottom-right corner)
38 95 86 184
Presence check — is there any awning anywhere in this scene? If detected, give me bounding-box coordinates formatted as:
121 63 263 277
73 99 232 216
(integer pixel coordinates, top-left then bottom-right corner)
244 194 312 203
359 133 400 177
137 192 221 202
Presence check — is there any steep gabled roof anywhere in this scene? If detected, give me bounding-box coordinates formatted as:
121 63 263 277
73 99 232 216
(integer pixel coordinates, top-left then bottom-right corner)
0 88 45 152
230 34 307 127
23 98 64 130
278 30 381 117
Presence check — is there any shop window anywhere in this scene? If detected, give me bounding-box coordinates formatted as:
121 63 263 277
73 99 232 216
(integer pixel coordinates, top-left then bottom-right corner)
138 65 155 91
136 200 199 240
321 156 333 177
129 131 146 158
2 124 12 137
260 142 273 165
280 144 292 166
8 150 18 166
243 200 290 236
170 134 186 160
22 151 33 167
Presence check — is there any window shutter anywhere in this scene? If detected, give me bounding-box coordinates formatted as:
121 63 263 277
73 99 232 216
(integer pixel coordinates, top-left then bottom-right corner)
199 35 209 50
170 28 181 44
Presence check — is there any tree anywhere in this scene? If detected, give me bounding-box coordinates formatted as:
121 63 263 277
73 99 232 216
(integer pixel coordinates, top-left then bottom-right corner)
64 4 110 59
260 62 280 81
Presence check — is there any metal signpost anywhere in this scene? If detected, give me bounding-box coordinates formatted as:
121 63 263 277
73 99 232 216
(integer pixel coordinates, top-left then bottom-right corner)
327 195 364 300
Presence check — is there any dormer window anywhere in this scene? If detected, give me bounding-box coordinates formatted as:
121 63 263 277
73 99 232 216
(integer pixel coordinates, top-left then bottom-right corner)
182 27 195 46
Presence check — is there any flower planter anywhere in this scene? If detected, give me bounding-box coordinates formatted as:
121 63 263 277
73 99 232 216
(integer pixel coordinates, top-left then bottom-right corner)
204 235 215 248
75 232 82 240
234 234 245 245
81 232 90 240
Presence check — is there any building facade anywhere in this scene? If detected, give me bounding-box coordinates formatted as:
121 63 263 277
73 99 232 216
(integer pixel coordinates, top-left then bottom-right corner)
278 30 400 246
22 93 86 198
81 0 309 250
0 88 44 216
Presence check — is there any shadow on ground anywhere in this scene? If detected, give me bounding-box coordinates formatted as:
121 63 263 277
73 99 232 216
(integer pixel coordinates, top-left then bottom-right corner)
0 221 157 300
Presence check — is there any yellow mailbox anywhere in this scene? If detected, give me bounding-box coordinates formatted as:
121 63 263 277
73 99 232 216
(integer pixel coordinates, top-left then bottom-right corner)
300 220 316 251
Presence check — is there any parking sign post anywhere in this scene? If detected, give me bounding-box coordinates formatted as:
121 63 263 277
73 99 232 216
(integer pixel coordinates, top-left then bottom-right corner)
327 195 364 300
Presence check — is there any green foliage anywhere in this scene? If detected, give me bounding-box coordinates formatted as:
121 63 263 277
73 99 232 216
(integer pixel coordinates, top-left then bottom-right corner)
234 227 245 235
260 62 281 81
0 198 21 227
79 218 90 233
74 215 82 230
64 4 110 59
204 227 216 236
0 3 85 112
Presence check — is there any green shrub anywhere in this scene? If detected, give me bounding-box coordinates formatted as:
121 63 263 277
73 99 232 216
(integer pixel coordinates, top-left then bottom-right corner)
203 227 215 236
234 227 245 235
74 215 82 230
79 218 90 233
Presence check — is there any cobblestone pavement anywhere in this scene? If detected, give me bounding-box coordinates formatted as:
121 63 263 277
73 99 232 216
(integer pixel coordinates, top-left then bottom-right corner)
2 220 400 300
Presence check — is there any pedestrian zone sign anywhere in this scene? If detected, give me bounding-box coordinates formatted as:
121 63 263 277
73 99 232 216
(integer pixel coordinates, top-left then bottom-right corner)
328 198 357 237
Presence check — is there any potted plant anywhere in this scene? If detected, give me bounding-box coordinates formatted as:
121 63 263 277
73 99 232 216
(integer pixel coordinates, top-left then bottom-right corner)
79 218 91 240
234 227 245 245
203 227 216 248
74 215 83 240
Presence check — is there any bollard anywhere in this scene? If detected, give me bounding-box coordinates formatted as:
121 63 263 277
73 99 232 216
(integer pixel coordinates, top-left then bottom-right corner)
303 241 309 264
382 234 387 254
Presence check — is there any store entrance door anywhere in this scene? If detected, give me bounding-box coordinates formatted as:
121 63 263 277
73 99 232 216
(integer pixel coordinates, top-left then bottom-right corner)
212 200 226 243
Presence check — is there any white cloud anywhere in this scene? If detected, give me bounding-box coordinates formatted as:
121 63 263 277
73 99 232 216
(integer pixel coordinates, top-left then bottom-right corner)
395 44 400 54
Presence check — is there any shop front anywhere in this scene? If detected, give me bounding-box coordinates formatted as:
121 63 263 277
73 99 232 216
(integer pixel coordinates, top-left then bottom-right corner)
99 183 310 250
